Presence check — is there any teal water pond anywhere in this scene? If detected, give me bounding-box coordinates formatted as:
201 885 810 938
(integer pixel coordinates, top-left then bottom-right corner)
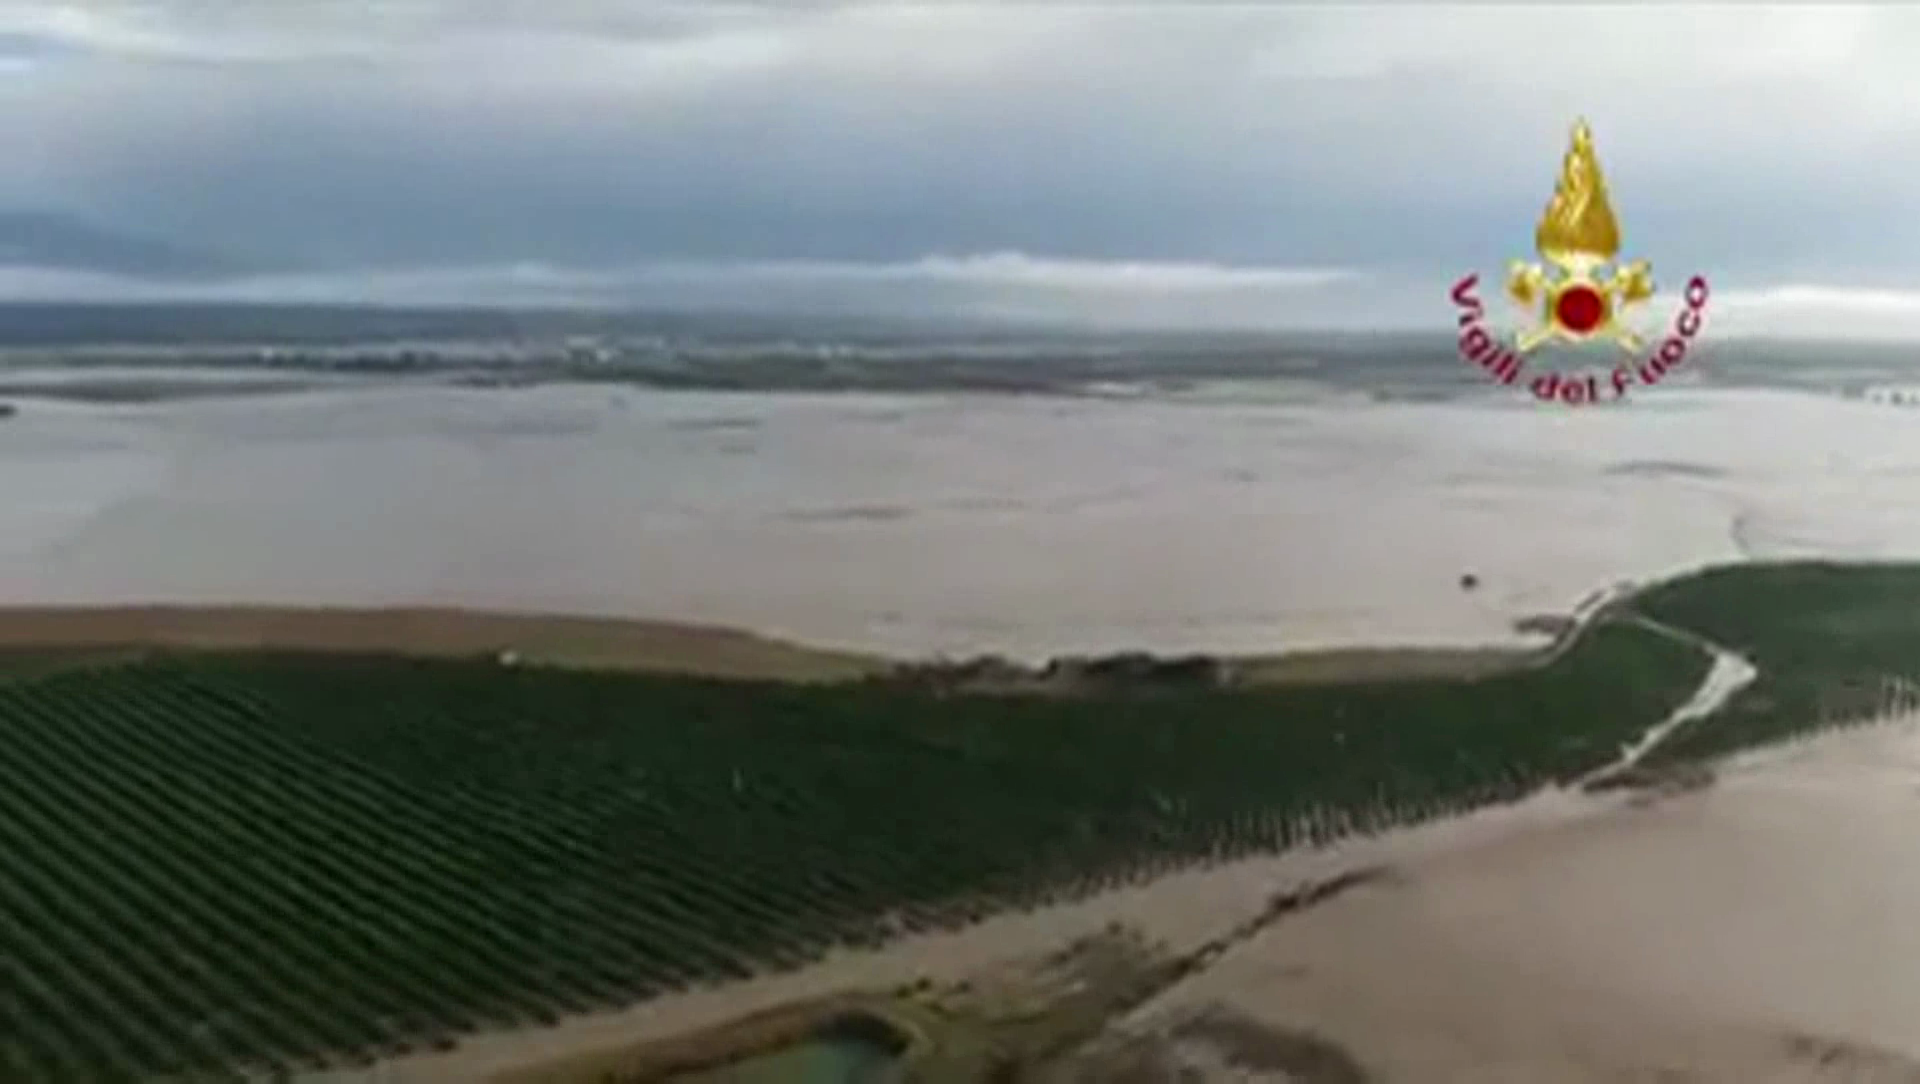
671 1034 903 1083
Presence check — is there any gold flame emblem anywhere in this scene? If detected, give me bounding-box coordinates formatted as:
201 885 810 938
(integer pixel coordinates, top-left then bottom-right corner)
1506 120 1653 354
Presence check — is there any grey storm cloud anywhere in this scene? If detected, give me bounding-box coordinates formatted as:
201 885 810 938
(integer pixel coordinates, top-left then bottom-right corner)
4 2 1920 330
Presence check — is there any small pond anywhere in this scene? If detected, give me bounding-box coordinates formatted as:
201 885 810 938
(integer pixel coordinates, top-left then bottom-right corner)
668 1014 906 1084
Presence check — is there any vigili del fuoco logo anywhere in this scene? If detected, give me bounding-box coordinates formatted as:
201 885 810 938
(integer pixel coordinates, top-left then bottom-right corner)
1450 119 1709 406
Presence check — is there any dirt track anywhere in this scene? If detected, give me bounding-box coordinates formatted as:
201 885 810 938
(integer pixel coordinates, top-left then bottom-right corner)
0 603 1605 691
0 605 886 681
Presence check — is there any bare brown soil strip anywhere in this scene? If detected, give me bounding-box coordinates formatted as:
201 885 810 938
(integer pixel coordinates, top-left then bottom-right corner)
1232 604 1614 689
0 606 886 682
1230 644 1535 686
0 605 1588 690
487 995 918 1084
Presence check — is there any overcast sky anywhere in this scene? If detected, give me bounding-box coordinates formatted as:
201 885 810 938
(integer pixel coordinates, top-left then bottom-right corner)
6 1 1920 334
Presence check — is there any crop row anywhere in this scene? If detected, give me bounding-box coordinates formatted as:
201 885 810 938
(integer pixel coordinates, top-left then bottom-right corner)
0 620 1707 1081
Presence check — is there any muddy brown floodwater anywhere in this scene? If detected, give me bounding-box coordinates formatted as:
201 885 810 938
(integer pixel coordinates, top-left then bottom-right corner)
1108 714 1920 1082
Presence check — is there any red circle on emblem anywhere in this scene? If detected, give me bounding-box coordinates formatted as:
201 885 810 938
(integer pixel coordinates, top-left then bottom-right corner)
1555 285 1607 335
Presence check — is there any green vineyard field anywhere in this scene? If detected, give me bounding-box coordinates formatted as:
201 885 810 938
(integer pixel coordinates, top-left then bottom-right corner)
0 620 1709 1082
1634 561 1920 765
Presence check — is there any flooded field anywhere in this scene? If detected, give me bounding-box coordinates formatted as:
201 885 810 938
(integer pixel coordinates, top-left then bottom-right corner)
1116 714 1920 1080
10 380 1920 660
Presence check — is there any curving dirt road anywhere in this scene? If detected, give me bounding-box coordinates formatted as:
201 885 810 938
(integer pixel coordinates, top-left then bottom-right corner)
1576 615 1758 788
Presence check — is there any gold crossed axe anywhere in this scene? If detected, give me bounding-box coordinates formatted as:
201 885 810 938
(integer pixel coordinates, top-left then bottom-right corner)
1507 256 1654 354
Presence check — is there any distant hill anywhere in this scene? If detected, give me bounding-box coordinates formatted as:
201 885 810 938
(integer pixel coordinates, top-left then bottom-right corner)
0 211 244 278
0 301 1124 347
